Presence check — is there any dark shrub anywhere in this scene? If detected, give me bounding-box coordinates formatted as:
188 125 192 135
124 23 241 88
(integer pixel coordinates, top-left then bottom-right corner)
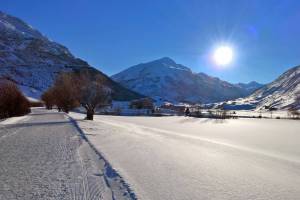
0 81 30 119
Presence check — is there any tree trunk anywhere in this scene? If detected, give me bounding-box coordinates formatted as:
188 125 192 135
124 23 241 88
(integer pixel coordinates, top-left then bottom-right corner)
86 109 94 120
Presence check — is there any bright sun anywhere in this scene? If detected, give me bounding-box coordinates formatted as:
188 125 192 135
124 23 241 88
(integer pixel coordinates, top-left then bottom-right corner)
213 46 233 66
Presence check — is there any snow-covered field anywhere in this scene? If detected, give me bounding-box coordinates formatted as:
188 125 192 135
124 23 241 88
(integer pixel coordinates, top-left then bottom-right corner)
233 110 292 118
70 112 300 200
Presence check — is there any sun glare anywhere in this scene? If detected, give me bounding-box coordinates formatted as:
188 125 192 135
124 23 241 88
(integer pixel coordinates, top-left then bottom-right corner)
213 46 233 66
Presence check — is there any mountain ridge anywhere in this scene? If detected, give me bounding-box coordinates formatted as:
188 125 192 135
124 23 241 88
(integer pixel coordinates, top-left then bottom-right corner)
112 57 262 103
0 11 142 101
235 81 264 94
226 65 300 109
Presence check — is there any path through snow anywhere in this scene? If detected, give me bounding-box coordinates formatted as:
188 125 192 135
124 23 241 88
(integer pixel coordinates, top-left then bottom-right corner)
0 108 133 200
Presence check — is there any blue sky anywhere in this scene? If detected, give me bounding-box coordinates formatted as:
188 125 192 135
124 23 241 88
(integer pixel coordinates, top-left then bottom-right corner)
2 0 300 84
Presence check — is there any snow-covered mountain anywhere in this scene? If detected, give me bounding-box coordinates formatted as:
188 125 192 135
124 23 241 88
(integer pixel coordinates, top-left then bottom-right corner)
238 65 300 109
112 57 260 103
235 81 264 94
0 11 141 101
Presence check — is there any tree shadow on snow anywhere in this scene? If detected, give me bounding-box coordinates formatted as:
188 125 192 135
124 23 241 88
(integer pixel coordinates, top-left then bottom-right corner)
68 116 138 200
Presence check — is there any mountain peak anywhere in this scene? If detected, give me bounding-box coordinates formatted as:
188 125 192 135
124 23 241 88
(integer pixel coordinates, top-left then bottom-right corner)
156 57 176 64
112 58 256 103
235 81 263 93
148 57 191 72
0 10 43 39
248 81 262 85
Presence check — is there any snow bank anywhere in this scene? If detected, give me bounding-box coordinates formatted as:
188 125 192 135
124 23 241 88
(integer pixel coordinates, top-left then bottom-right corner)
0 115 28 125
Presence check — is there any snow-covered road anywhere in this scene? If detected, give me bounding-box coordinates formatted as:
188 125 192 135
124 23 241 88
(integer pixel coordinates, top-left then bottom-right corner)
71 113 300 200
0 108 133 200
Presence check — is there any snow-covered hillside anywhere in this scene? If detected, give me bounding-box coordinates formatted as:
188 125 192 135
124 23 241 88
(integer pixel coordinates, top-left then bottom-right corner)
229 65 300 110
235 81 264 94
112 57 262 103
0 11 141 101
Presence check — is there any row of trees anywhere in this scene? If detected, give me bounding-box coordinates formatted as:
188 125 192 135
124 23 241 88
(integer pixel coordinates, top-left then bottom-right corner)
42 71 111 120
0 80 30 119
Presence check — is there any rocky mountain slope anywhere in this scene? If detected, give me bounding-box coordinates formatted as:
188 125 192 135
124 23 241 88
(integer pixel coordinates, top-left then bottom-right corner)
112 57 262 103
0 11 141 101
234 65 300 109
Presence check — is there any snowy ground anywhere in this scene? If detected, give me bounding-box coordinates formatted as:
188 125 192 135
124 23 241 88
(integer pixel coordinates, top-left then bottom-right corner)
0 108 134 200
70 112 300 200
233 110 292 118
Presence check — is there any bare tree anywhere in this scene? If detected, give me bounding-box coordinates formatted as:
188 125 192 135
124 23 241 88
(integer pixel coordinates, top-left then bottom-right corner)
216 103 228 119
221 109 228 119
41 87 56 109
268 107 277 119
52 73 79 113
258 109 262 118
287 92 300 119
78 76 112 120
42 71 112 119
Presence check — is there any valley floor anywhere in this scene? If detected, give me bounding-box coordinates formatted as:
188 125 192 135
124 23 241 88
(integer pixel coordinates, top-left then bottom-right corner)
70 113 300 200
